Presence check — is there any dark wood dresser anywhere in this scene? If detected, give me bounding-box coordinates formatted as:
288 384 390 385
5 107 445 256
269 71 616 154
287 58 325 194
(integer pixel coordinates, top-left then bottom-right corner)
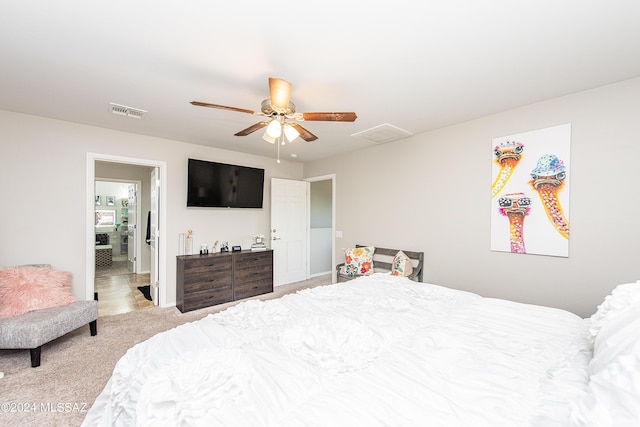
176 250 273 313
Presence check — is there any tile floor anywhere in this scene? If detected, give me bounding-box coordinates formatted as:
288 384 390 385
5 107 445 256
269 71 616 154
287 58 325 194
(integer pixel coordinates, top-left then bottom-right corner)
95 260 154 317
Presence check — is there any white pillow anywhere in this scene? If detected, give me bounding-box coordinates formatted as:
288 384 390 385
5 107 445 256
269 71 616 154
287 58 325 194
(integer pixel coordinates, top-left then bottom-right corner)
590 305 640 375
588 281 640 342
571 339 640 426
572 302 640 426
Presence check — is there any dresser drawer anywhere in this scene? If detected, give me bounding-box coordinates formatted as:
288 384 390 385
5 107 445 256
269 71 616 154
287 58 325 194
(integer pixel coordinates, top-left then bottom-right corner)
234 280 273 301
183 257 231 276
183 278 232 292
233 252 272 269
183 282 233 311
233 265 271 284
183 267 232 285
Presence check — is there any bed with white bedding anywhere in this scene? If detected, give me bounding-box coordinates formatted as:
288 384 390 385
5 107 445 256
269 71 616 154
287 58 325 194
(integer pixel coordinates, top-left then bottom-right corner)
82 273 640 426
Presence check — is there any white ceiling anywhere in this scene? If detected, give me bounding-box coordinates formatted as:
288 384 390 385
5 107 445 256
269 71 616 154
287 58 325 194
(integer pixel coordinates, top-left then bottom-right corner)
2 1 640 162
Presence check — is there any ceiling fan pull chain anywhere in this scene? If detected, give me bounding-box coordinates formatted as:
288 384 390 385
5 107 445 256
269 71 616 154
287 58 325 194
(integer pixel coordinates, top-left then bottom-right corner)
277 141 281 163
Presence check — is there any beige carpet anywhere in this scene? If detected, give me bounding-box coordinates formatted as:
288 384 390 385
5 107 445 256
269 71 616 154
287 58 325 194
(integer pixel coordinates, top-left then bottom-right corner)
0 274 331 427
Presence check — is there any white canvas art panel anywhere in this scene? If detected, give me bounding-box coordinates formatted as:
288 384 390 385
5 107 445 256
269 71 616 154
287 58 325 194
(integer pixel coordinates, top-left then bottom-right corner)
490 124 571 257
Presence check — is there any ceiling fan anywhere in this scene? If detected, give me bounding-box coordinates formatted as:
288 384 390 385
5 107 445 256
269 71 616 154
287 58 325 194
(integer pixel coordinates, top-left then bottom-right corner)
191 77 357 162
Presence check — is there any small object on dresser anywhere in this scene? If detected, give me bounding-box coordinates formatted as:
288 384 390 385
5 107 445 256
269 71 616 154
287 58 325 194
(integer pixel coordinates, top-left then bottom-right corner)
251 242 267 251
232 245 242 252
185 230 193 255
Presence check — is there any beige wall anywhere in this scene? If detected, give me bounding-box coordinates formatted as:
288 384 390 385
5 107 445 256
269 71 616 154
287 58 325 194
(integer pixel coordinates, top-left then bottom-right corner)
304 77 640 317
0 111 303 306
2 77 639 316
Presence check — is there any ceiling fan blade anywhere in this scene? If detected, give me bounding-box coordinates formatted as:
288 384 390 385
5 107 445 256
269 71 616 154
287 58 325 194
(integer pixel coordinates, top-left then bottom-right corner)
290 122 318 142
190 101 256 115
234 121 269 137
268 77 292 109
301 112 357 122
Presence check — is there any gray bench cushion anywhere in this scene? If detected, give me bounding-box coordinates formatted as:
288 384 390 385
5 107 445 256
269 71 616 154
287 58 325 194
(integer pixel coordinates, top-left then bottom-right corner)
0 300 98 349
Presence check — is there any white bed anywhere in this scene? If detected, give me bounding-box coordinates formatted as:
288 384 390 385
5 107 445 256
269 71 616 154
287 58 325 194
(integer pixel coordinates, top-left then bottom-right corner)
82 273 640 426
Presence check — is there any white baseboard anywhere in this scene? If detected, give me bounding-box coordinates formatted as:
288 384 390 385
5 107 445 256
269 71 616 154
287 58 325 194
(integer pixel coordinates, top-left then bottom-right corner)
310 270 331 278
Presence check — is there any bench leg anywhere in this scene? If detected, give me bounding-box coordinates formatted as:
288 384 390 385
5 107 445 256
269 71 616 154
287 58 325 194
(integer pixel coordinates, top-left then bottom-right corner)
28 321 96 368
30 346 41 368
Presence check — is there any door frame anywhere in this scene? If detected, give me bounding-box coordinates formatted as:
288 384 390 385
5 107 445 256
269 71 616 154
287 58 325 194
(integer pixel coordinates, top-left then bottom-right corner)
126 182 140 274
149 167 160 305
85 153 168 306
94 178 142 273
305 174 336 283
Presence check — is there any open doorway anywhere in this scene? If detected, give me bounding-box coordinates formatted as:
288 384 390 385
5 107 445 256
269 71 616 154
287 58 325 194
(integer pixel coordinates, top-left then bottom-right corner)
86 153 167 316
94 178 151 315
307 174 336 282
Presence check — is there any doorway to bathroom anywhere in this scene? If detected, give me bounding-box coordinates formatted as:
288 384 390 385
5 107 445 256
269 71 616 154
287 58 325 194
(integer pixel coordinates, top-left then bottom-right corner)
94 178 152 315
88 155 165 317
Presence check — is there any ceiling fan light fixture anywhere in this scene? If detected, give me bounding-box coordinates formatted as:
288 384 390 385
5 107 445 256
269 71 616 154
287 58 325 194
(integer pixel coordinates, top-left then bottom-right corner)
262 132 276 144
266 118 282 138
269 77 292 110
283 123 300 143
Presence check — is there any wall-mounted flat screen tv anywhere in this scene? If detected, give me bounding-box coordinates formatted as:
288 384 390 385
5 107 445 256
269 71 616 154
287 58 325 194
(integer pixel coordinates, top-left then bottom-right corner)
187 158 265 208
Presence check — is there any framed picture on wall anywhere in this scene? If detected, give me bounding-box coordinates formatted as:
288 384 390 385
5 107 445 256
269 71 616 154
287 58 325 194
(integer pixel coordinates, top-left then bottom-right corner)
106 196 115 206
95 210 116 227
95 195 101 206
490 123 571 257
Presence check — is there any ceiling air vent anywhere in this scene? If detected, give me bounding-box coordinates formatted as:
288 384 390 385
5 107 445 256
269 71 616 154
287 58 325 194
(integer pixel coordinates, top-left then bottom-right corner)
351 123 413 144
109 102 147 119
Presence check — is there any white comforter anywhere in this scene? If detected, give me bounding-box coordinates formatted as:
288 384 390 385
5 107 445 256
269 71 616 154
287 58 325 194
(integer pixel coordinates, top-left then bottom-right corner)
83 274 591 426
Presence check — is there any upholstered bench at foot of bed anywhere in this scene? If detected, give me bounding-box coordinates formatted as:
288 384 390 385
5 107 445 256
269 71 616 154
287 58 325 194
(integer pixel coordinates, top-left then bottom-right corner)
0 300 98 367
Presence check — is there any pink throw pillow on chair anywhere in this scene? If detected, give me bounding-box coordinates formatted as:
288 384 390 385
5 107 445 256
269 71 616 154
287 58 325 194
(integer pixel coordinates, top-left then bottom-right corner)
0 266 76 318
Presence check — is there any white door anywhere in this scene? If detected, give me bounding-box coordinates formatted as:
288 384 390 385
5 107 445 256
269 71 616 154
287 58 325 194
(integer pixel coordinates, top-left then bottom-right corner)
127 184 137 273
149 168 160 305
271 178 308 286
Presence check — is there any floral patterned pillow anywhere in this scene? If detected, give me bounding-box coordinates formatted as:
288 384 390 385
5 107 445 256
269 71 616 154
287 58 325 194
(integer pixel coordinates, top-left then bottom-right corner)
341 246 375 276
391 251 413 277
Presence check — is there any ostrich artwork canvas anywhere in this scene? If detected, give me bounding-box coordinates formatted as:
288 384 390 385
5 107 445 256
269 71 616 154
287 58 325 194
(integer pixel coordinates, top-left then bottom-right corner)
490 123 571 257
